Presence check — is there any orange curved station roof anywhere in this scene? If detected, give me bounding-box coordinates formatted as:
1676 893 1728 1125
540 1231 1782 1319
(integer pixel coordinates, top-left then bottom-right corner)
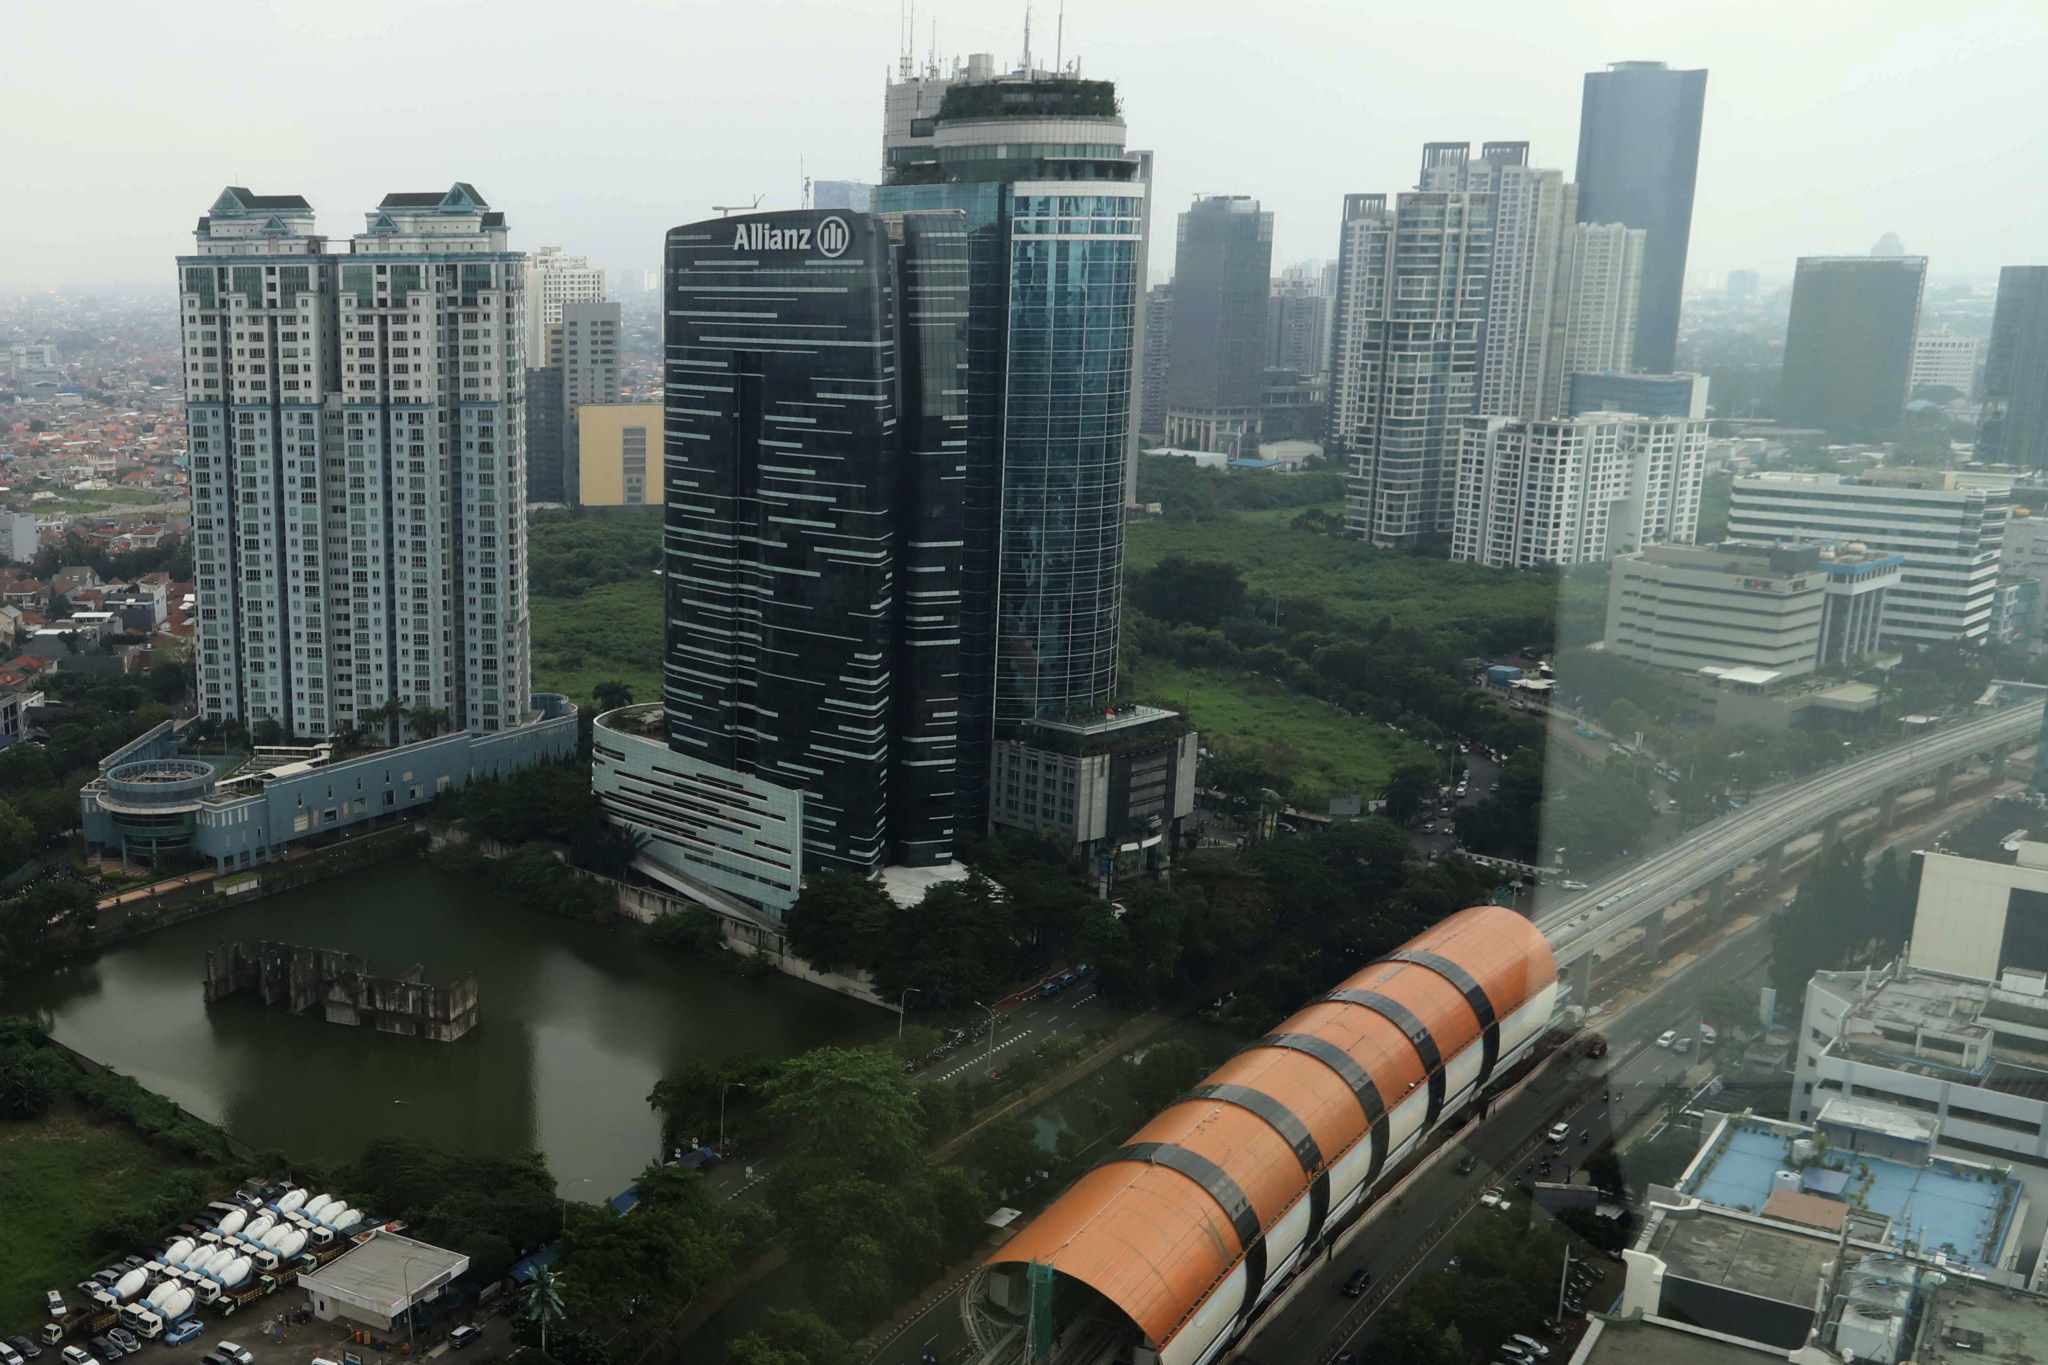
986 905 1556 1348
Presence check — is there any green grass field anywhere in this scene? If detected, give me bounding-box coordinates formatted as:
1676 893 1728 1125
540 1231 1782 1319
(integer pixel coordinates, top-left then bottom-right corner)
1126 506 1600 646
530 577 665 710
1128 656 1435 807
0 1099 226 1335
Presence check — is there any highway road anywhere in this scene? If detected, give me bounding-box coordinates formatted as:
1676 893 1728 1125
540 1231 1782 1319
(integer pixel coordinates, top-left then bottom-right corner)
1537 699 2043 965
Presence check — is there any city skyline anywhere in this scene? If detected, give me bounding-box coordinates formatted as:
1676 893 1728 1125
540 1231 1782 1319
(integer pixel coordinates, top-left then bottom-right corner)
6 0 2046 290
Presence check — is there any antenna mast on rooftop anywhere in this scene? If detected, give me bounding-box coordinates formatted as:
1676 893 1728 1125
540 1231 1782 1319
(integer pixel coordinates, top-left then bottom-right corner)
1022 1 1032 73
1056 0 1065 74
898 0 913 79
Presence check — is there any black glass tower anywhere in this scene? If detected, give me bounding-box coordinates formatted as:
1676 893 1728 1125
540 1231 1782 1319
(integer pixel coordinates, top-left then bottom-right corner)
1980 267 2048 469
1574 61 1706 374
661 208 967 870
1164 195 1273 455
1778 256 1926 441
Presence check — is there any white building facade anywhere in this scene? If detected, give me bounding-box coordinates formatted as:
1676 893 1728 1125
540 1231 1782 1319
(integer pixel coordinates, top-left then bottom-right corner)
521 245 605 361
179 183 531 737
1727 470 2008 643
1554 222 1646 410
1450 413 1707 568
1911 327 1979 394
1606 540 1899 676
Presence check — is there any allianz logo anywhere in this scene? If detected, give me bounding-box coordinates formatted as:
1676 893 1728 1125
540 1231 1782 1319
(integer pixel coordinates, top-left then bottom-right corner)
730 215 851 258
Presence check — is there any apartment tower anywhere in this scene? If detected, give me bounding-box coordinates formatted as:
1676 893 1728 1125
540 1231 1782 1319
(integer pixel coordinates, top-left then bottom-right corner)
179 184 530 737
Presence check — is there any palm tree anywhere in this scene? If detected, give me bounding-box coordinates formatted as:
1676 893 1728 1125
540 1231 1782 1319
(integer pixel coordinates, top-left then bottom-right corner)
406 704 452 740
521 1268 565 1356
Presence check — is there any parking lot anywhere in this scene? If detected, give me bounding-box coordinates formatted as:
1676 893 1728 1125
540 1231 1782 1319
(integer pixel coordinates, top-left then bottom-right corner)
59 1288 518 1365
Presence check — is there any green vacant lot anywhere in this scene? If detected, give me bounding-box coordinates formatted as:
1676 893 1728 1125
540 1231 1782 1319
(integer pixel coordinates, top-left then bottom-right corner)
1128 657 1435 807
530 577 665 711
1126 505 1602 648
0 1099 226 1335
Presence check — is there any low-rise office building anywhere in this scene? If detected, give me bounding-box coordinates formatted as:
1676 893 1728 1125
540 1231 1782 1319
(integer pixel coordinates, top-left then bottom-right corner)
1728 470 2008 643
1620 1106 2030 1359
1605 540 1900 678
988 705 1197 872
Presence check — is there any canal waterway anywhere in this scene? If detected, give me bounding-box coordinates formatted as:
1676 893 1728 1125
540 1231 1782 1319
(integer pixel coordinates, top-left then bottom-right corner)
2 859 885 1192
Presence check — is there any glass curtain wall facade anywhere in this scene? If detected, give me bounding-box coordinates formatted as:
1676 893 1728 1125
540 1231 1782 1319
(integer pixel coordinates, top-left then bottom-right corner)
874 85 1148 826
660 209 966 873
1979 266 2048 469
1574 61 1707 374
1778 256 1927 441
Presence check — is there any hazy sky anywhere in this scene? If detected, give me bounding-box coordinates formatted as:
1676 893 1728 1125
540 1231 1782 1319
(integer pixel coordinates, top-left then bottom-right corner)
6 0 2045 291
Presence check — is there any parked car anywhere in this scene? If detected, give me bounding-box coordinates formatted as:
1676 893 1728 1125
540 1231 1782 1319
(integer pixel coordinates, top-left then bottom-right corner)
11 1337 45 1360
215 1343 253 1365
1498 1345 1532 1363
85 1339 119 1364
164 1321 204 1348
1339 1267 1370 1298
448 1328 483 1351
106 1332 139 1358
60 1349 92 1365
199 1350 234 1365
1511 1333 1552 1357
2 1341 27 1365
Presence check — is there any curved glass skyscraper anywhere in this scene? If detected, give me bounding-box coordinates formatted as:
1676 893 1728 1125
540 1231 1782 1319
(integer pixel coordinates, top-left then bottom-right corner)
875 67 1153 830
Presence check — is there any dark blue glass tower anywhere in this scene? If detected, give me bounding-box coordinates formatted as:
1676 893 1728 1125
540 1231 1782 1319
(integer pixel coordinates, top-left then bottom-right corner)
875 75 1147 828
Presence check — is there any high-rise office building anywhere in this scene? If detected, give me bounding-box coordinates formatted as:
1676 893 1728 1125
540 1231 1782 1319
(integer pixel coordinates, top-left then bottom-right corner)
522 246 605 359
179 183 530 736
1725 269 1760 305
1979 267 2048 468
1574 61 1707 373
1139 283 1174 436
1162 195 1272 455
1778 256 1926 439
1728 470 2006 643
1451 413 1707 568
552 299 620 505
873 57 1194 854
591 209 968 912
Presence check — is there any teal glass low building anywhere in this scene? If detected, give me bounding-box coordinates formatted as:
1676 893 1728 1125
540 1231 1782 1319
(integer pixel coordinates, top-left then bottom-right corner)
81 697 577 869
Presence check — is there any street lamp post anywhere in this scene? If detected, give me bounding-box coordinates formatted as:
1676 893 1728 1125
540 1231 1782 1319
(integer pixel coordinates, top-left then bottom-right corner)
1556 1244 1579 1325
399 1254 436 1355
718 1081 748 1154
975 1000 1000 1064
897 987 922 1042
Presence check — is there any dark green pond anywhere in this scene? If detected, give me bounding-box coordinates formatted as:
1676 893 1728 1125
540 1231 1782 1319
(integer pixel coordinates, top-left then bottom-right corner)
4 860 884 1192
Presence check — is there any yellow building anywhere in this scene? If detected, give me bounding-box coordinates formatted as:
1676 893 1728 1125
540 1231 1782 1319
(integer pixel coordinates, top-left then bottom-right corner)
575 403 661 506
